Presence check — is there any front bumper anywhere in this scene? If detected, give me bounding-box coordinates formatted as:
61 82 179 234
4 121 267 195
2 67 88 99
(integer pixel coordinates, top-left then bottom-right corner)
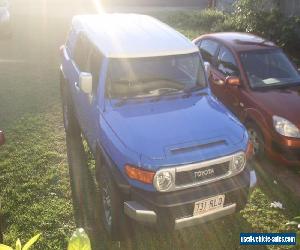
123 169 256 230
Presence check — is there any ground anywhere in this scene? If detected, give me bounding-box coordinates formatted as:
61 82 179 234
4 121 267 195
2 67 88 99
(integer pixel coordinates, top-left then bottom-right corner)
0 0 299 249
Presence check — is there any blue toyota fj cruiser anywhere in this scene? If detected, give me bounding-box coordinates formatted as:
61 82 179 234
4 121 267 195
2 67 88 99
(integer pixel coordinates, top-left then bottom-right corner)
60 14 256 240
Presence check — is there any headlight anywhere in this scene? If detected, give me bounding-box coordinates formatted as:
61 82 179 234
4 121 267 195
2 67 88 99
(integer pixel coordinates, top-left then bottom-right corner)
153 170 173 192
231 153 246 173
273 116 300 138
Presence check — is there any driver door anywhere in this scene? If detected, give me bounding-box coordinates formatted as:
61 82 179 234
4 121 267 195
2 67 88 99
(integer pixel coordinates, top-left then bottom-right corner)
82 47 103 149
211 46 242 116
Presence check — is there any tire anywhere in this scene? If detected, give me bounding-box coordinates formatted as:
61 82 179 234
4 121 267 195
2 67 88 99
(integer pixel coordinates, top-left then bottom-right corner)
60 72 80 136
96 154 130 241
246 122 265 159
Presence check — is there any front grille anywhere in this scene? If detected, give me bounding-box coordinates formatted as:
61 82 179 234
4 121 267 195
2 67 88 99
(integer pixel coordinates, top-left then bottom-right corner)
175 162 230 186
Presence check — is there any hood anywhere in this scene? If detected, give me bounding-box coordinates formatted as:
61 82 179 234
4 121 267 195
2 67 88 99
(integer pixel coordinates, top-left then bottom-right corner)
251 85 300 127
104 94 246 169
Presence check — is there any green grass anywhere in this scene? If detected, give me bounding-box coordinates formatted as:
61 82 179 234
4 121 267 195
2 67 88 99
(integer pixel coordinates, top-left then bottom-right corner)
0 108 74 249
0 2 299 249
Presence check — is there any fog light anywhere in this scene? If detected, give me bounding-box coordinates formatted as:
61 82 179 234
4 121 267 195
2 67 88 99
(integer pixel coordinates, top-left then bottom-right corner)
153 171 173 192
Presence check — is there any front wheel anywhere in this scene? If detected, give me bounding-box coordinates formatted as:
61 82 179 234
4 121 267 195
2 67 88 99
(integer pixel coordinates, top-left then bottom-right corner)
97 157 131 241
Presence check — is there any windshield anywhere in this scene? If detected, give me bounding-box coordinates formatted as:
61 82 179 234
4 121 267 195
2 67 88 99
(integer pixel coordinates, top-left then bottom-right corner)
240 49 300 88
107 53 207 99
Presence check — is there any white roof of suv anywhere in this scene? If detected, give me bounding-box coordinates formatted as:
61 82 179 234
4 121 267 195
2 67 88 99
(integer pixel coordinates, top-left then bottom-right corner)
72 14 198 58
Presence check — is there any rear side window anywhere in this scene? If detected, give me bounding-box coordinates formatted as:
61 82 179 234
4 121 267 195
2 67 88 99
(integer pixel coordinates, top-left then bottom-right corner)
199 39 219 64
217 46 239 76
86 48 103 95
73 34 91 72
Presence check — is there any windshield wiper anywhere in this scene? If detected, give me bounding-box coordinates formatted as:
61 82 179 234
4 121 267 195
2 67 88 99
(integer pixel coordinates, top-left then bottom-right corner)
114 97 129 107
160 88 183 96
140 78 187 88
182 85 207 97
184 85 205 93
149 88 184 102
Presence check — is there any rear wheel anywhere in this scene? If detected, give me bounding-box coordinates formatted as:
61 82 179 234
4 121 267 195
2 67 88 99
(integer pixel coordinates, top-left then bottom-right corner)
247 123 265 159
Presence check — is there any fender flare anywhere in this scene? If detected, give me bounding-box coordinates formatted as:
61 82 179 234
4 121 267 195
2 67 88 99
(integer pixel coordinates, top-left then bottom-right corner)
95 143 130 196
241 108 270 138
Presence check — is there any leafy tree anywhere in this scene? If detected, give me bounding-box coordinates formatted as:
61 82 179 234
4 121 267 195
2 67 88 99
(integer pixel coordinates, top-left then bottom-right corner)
232 0 300 63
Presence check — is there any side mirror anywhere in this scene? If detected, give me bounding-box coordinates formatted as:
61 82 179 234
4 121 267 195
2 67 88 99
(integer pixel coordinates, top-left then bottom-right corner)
0 131 5 146
79 72 93 95
203 62 210 74
225 76 240 86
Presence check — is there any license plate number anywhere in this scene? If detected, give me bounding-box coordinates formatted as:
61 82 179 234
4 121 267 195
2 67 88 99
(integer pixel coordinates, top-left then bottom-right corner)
193 195 225 216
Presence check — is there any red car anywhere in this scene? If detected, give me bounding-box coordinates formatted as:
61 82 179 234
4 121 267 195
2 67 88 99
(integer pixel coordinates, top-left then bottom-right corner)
194 33 300 166
0 130 4 242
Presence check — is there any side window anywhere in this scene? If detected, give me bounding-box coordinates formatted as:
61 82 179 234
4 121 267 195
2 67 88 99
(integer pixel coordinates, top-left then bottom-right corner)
86 48 103 95
217 46 239 76
199 39 219 64
73 34 91 72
